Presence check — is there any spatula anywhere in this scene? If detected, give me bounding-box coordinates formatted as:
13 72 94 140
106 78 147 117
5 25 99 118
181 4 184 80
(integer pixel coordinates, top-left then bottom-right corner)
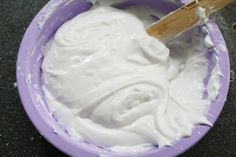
147 0 234 43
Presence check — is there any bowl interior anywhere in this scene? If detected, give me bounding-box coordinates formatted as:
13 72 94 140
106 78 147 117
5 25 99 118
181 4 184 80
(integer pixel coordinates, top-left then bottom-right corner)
17 0 230 157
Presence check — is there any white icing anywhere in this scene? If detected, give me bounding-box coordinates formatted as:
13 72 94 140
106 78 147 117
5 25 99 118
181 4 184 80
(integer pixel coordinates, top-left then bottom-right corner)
13 82 17 88
207 64 221 102
36 0 74 29
207 54 223 102
41 3 221 154
204 34 214 48
26 74 32 85
197 7 208 25
202 26 214 48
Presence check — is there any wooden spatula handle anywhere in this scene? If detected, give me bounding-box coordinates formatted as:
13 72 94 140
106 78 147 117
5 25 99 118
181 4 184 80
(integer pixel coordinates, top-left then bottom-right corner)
198 0 234 15
147 0 233 43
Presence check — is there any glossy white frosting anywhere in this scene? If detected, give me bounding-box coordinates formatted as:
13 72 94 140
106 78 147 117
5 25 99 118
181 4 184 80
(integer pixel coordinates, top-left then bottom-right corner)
42 6 220 153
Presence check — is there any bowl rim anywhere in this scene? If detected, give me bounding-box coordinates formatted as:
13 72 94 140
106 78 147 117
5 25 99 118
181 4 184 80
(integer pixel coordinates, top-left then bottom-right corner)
16 0 230 157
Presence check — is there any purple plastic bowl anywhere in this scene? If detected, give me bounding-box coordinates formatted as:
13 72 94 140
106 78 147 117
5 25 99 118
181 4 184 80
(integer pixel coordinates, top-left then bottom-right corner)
16 0 230 156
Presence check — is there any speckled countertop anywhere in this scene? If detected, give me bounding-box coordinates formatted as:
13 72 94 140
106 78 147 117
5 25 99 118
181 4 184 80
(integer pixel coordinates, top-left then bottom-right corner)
0 0 235 157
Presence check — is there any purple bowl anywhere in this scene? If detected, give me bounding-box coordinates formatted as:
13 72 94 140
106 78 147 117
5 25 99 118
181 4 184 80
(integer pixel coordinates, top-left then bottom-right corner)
16 0 230 156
